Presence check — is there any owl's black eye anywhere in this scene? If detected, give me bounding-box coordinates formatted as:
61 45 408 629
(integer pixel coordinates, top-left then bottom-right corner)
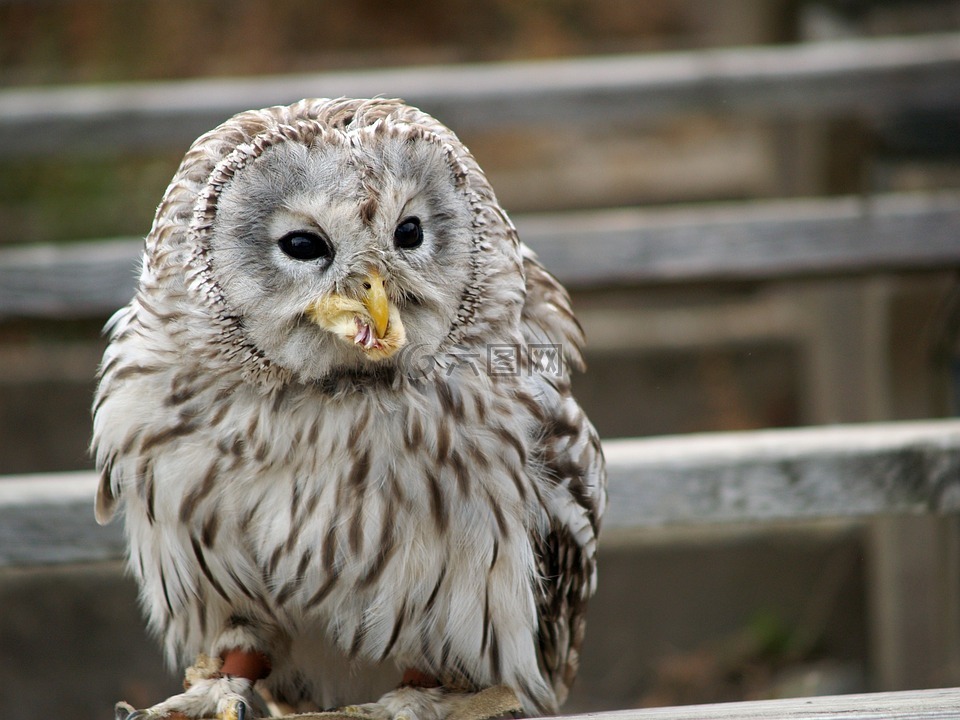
278 231 333 262
394 217 423 249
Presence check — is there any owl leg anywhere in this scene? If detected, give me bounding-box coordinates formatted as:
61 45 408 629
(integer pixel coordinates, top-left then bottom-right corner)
114 652 272 720
342 685 522 720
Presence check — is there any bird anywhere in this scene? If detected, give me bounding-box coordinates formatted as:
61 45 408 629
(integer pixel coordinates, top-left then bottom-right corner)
92 97 606 720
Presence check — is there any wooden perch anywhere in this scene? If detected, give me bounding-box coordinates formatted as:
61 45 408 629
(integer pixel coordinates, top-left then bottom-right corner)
561 686 960 719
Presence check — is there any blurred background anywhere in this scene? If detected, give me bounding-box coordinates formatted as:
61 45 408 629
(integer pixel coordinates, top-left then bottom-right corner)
1 1 959 718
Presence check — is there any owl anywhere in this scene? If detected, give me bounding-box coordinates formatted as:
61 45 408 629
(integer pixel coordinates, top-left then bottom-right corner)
92 98 606 720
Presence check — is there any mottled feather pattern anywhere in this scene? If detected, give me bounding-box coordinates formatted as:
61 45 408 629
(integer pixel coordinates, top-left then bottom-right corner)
92 98 605 718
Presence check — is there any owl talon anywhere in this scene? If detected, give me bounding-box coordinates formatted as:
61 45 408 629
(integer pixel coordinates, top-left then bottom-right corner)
217 697 250 720
113 675 263 720
114 704 141 720
114 707 156 720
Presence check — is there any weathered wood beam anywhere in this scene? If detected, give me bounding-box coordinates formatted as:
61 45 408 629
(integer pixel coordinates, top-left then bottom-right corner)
561 686 960 719
1 190 957 320
0 472 122 566
1 33 958 157
521 190 960 289
602 419 960 532
3 419 959 567
0 237 141 320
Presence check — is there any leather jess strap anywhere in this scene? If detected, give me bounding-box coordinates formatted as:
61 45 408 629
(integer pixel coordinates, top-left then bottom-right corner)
219 651 441 693
401 668 442 688
220 649 273 682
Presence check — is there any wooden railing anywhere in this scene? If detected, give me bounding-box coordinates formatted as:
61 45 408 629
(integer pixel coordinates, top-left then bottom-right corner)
4 419 959 567
1 33 959 156
2 189 959 319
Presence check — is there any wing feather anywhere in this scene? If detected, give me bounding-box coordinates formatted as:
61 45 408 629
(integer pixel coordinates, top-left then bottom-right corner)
519 243 586 373
519 243 606 703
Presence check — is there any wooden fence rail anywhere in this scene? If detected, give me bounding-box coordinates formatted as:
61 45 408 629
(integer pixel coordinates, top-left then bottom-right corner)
1 33 959 157
3 419 959 568
1 189 958 320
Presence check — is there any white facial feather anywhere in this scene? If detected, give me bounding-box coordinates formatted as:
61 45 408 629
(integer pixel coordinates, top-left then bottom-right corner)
201 125 476 383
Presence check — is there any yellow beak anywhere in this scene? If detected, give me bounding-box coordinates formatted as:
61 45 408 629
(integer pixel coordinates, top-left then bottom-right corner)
362 270 390 339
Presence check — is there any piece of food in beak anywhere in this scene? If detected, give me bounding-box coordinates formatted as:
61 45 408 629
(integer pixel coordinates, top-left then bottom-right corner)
304 270 406 359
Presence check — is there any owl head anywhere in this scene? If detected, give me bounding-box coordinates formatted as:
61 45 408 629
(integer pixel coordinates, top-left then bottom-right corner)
145 98 525 385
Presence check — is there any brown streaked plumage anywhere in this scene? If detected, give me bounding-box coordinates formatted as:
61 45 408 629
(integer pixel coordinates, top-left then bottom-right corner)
92 98 606 720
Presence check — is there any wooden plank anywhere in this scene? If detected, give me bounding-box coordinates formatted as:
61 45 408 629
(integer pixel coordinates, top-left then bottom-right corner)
0 237 141 319
558 686 960 719
0 190 957 319
3 419 960 567
602 419 960 531
273 686 960 719
0 472 124 566
519 190 960 289
1 33 958 157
